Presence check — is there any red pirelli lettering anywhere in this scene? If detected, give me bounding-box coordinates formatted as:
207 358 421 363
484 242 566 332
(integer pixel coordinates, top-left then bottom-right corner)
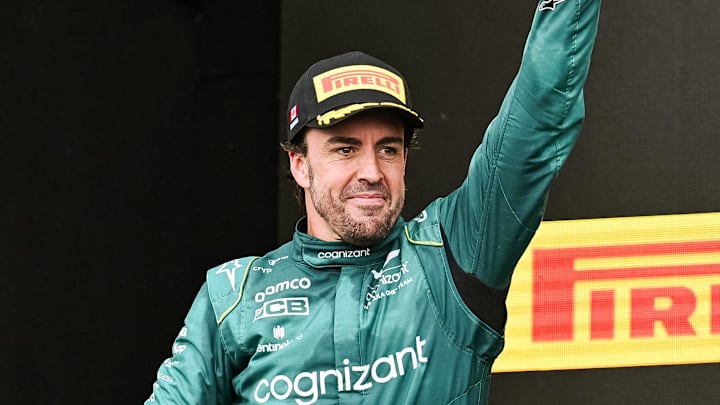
532 240 720 342
590 290 615 339
320 70 401 94
630 287 697 338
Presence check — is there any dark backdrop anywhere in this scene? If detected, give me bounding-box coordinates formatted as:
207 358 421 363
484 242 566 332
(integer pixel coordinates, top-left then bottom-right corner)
2 1 280 403
3 0 719 404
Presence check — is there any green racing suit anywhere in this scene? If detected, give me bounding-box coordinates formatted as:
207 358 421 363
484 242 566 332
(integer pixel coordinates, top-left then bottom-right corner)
146 1 601 403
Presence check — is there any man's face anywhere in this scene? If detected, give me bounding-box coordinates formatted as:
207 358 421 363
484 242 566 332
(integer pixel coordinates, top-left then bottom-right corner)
289 110 407 246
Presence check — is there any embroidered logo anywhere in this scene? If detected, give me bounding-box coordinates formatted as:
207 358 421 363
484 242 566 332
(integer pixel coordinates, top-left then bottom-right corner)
216 259 243 292
539 0 566 11
364 250 413 310
312 65 406 103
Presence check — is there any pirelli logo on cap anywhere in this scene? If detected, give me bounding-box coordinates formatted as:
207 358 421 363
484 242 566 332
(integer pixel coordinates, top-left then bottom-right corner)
312 65 406 104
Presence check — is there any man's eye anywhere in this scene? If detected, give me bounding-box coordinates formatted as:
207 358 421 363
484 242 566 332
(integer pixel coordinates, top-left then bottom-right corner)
337 147 354 155
380 146 398 155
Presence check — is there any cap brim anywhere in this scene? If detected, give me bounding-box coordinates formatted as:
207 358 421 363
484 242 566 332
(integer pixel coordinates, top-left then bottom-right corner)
307 101 424 130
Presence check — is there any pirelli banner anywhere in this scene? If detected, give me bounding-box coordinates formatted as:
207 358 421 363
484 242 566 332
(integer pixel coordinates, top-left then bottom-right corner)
494 212 720 373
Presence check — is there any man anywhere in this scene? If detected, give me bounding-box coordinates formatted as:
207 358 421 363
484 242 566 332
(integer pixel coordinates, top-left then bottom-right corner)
147 1 601 403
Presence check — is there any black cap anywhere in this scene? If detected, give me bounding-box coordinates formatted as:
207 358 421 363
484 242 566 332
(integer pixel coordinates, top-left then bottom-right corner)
286 51 424 142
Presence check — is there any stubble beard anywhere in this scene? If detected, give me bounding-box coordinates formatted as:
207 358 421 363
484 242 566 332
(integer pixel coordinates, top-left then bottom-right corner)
307 165 404 246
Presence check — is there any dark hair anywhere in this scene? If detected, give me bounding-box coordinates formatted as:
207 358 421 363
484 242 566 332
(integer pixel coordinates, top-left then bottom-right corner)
280 131 309 207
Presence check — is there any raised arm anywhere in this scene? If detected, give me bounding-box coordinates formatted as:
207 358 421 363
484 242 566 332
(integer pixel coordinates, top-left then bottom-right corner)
439 0 601 288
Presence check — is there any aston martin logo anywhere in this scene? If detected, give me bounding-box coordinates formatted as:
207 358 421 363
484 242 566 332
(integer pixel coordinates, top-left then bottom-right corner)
539 0 566 11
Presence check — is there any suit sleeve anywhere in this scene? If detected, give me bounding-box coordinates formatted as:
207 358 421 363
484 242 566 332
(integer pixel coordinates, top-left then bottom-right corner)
439 0 601 289
144 285 236 404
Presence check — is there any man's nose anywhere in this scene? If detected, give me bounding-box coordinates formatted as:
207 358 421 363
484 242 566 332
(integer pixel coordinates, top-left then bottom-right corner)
356 151 383 183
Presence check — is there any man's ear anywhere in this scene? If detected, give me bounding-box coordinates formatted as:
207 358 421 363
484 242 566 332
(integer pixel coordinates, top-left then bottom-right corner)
288 152 310 188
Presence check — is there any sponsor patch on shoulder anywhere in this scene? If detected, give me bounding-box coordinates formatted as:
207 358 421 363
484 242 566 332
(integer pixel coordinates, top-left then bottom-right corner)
539 0 566 11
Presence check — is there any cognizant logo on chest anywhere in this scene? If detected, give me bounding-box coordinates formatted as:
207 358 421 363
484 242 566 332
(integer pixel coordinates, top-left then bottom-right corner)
253 336 429 405
317 248 370 259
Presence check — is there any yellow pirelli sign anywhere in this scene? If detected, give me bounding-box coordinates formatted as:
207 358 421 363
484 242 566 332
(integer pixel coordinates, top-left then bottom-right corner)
494 212 720 372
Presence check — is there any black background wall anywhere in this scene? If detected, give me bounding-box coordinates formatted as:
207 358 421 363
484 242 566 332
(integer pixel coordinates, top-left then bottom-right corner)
3 1 280 403
3 0 719 404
